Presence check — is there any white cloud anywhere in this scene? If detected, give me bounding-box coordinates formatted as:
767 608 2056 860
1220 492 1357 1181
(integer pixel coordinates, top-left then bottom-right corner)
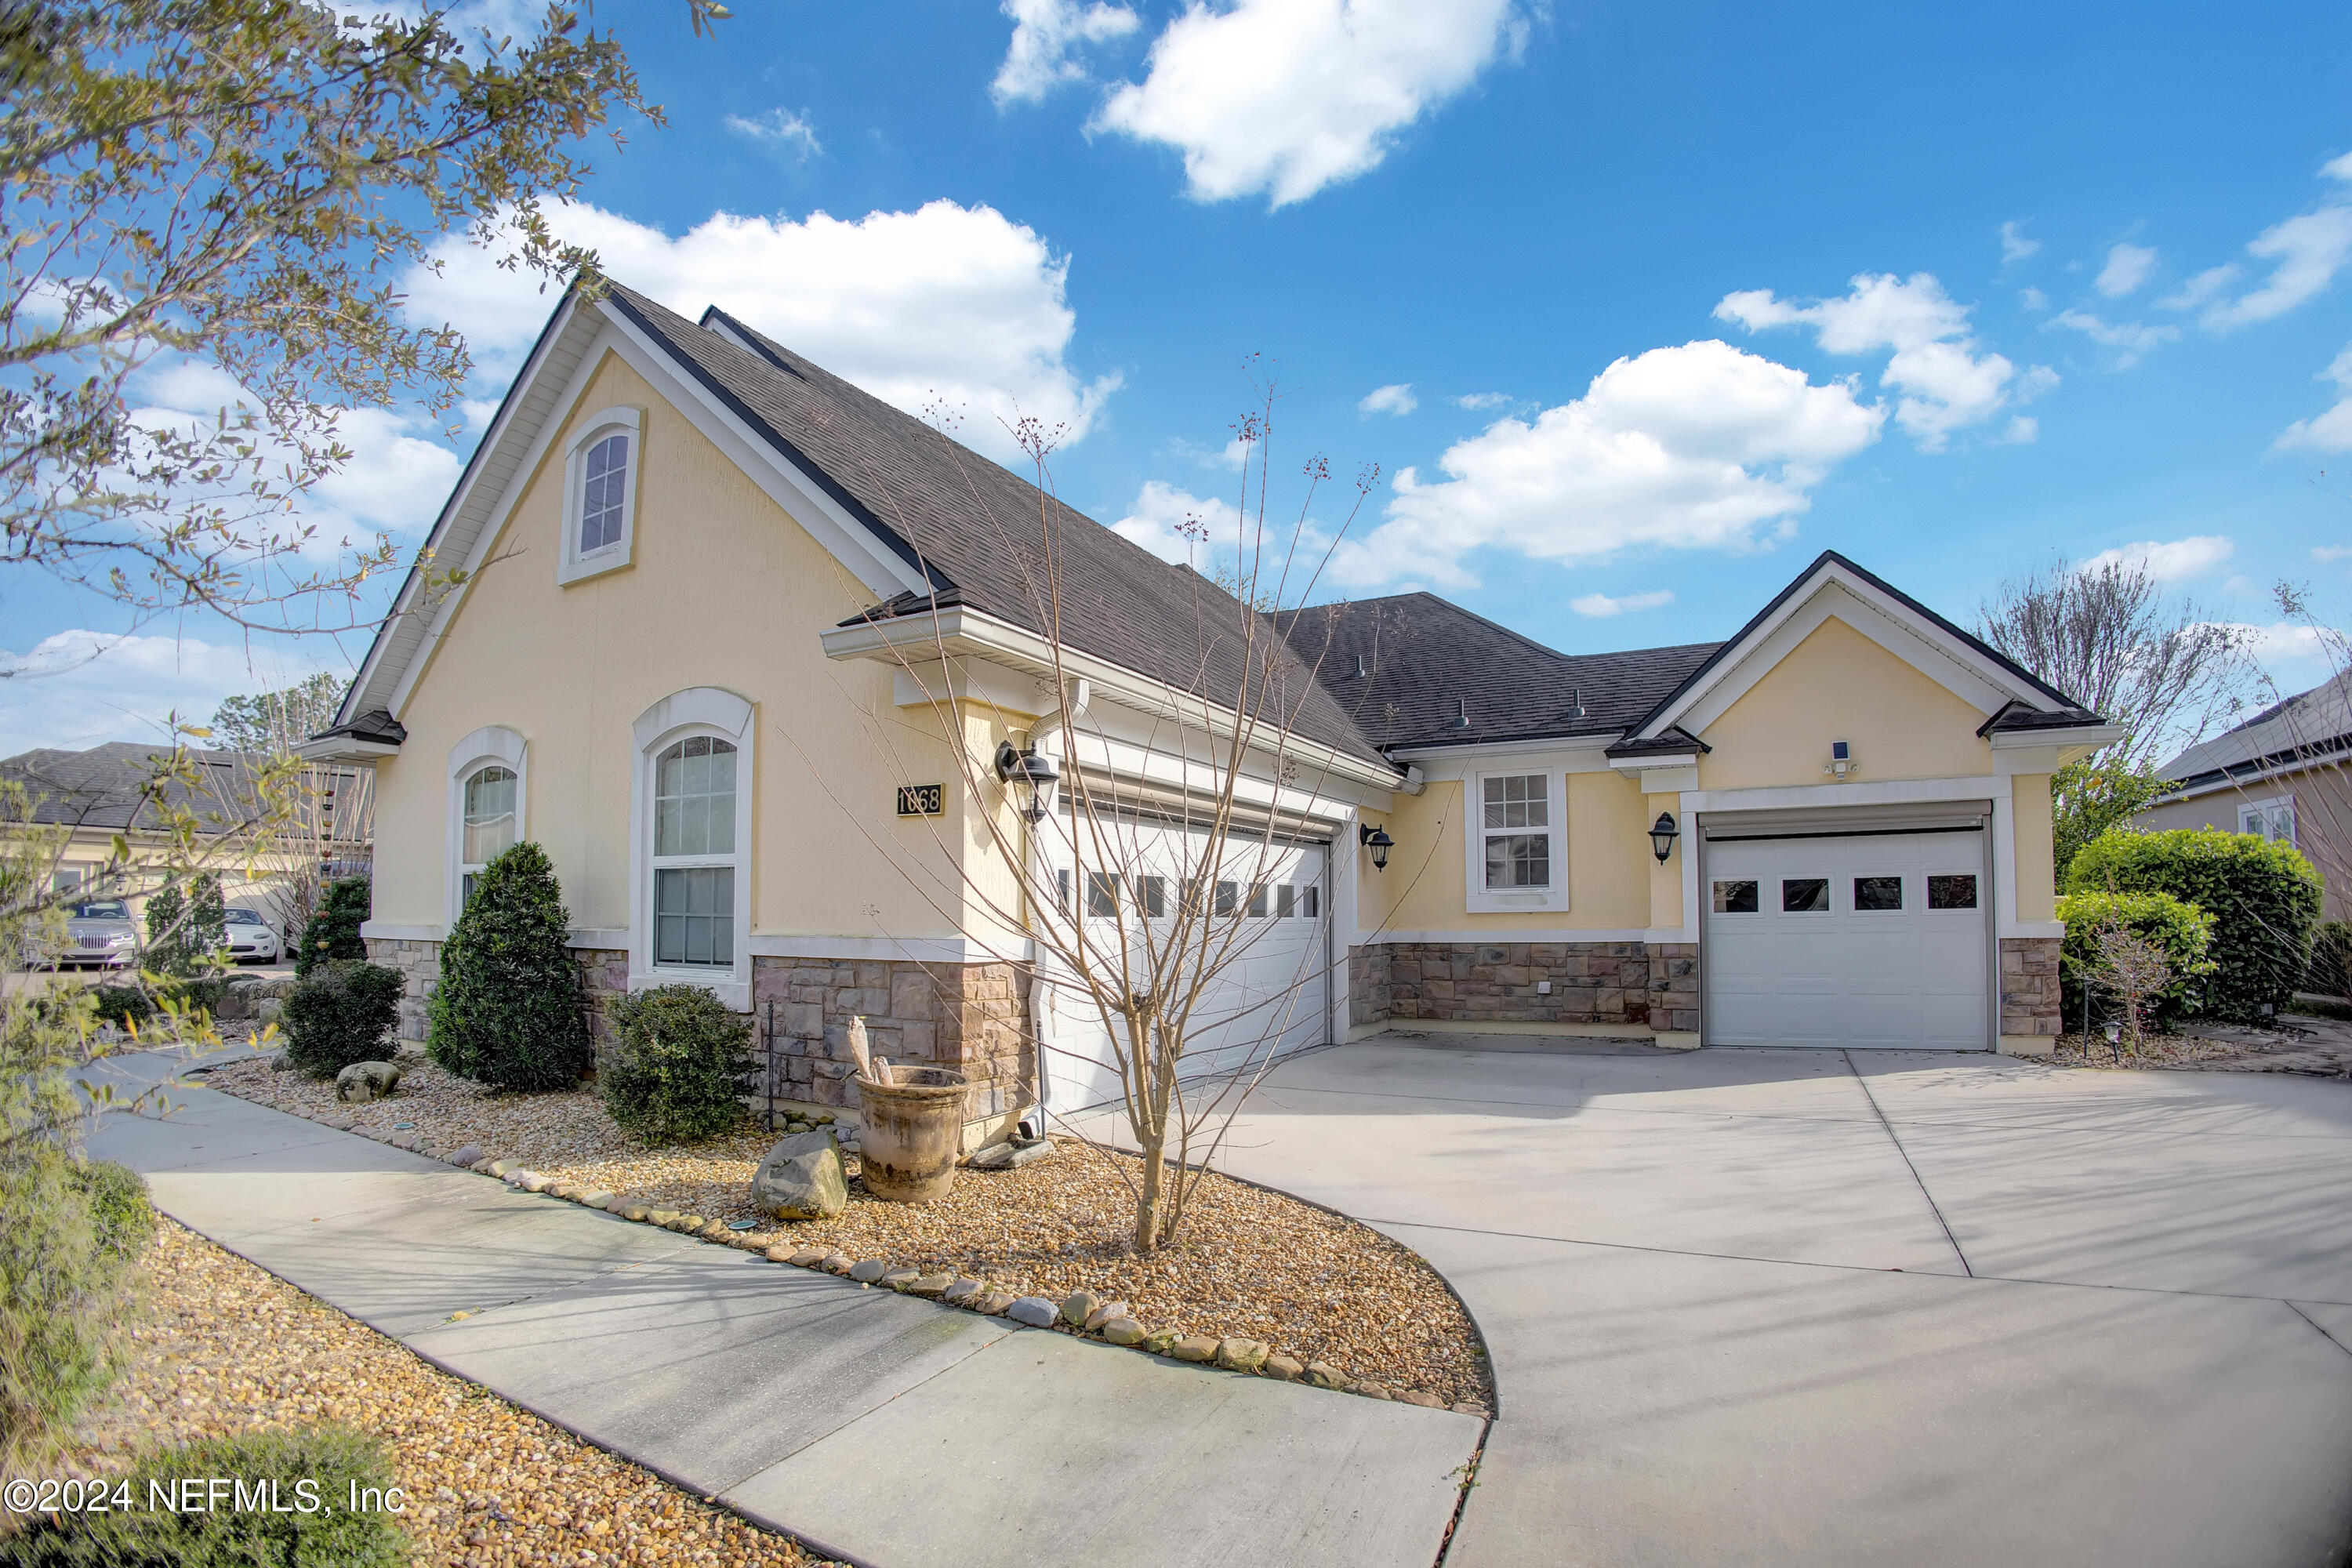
2312 543 2352 562
1454 391 1512 410
2327 151 2352 182
2276 342 2352 452
1998 416 2038 445
1715 272 2049 450
1570 589 1674 617
2096 241 2158 297
992 0 1140 105
2046 308 2180 368
402 200 1118 463
1092 0 1519 208
1358 382 1417 417
2082 535 2234 582
1330 339 1884 590
2174 159 2352 331
2000 221 2042 265
1108 480 1240 564
0 630 341 757
724 107 822 163
2019 286 2049 311
2219 620 2331 687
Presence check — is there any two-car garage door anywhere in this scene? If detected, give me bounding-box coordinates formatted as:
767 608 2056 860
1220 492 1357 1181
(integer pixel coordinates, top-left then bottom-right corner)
1702 809 1992 1051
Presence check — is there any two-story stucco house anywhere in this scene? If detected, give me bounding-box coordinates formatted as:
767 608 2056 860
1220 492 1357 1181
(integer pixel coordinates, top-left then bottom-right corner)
303 278 2114 1142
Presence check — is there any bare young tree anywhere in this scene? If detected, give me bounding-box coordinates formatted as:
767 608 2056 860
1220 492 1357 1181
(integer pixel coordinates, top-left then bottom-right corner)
2090 918 2175 1055
800 389 1382 1254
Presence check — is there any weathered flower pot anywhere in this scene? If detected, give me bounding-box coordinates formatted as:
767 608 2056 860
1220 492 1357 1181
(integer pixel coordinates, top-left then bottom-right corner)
853 1068 968 1202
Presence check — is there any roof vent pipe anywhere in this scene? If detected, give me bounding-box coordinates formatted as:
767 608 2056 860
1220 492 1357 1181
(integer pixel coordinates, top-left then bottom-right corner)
1355 655 1369 677
1454 697 1471 729
1570 687 1586 720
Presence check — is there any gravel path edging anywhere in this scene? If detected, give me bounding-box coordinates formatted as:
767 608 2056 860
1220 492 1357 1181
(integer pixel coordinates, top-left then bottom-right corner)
210 1079 1493 1418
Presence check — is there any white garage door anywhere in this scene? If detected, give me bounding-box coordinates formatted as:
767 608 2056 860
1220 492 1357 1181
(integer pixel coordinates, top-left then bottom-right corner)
1703 828 1991 1050
1036 816 1330 1114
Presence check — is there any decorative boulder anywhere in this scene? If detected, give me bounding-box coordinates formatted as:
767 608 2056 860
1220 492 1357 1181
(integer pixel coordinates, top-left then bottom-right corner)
334 1060 401 1104
750 1128 848 1221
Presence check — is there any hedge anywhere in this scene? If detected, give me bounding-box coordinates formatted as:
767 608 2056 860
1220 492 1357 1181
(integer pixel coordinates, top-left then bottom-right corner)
296 876 371 978
603 985 757 1145
2067 828 2322 1022
2056 890 2217 1033
427 842 590 1091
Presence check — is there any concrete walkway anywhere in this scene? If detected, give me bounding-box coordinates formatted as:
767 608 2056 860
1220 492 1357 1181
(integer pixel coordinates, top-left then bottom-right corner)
1171 1037 2352 1568
78 1052 1479 1568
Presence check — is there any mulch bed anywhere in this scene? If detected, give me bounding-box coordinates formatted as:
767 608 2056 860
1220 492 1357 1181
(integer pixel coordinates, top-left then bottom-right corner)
205 1050 1493 1409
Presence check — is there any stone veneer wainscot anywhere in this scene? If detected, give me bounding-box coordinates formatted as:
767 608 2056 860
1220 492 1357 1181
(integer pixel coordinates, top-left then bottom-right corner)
1349 940 1698 1033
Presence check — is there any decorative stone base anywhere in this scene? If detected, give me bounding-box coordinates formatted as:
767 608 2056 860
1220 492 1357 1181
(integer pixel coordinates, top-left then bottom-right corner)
365 937 441 1047
1999 936 2063 1041
752 956 1036 1149
1356 941 1698 1032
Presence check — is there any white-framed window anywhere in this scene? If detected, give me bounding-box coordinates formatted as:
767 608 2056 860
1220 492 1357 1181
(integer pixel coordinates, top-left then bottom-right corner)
630 687 754 1010
557 405 642 585
446 726 528 924
2240 796 2296 847
1464 769 1569 913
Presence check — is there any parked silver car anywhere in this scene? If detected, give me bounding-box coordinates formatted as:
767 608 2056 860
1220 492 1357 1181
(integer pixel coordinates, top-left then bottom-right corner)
223 906 283 965
59 898 138 968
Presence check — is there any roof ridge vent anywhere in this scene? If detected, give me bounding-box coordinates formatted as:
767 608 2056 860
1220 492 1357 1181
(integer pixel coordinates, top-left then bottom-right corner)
1454 696 1471 729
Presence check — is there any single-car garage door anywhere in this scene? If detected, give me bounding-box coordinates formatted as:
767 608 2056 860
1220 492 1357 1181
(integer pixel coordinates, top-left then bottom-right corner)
1702 810 1991 1051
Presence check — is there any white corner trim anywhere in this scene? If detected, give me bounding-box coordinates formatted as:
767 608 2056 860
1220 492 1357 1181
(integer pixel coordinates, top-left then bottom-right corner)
359 921 446 942
556 405 642 586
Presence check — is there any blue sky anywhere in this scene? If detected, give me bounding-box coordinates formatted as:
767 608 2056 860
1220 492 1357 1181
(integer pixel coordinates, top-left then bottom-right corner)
7 0 2352 753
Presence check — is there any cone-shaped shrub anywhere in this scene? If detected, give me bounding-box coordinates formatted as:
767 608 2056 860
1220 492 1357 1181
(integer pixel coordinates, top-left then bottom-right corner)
427 842 589 1091
296 875 371 978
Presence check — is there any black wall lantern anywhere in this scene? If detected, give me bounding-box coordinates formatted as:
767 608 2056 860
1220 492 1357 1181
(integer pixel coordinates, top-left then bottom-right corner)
1359 822 1394 872
1649 811 1681 864
994 741 1060 824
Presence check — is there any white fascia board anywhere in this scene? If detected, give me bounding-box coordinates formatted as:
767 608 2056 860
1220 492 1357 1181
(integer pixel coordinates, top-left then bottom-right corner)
1388 732 1624 762
1403 745 1617 783
1679 775 2002 814
294 737 398 763
340 292 593 726
1641 568 2038 740
822 604 1404 794
1610 753 1701 775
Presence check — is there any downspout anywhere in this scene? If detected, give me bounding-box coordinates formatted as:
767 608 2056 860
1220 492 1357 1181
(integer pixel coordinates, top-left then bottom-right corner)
1023 677 1091 1139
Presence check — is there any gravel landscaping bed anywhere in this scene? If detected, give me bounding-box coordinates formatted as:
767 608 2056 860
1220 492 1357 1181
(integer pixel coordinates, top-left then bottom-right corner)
51 1219 832 1567
206 1051 1493 1409
2049 1019 2352 1077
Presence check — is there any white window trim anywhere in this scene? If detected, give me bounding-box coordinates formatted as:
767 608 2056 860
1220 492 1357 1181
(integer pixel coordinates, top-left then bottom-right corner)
1464 768 1569 914
2240 793 2296 847
557 405 642 586
629 688 755 1011
447 726 528 926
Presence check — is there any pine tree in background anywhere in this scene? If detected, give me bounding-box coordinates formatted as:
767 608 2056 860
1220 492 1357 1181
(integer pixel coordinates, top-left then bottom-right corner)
428 843 589 1091
297 877 371 978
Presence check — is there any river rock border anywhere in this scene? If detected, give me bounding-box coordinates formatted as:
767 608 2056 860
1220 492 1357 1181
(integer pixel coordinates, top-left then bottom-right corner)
298 1107 1486 1417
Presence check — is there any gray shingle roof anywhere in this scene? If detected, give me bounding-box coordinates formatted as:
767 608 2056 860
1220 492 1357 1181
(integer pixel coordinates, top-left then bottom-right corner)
1277 592 1721 752
602 286 1391 768
2159 674 2352 786
0 742 270 832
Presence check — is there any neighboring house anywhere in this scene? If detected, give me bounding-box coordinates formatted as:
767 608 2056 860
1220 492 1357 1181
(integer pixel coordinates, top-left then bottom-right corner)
2140 676 2350 917
303 278 2114 1145
0 741 373 923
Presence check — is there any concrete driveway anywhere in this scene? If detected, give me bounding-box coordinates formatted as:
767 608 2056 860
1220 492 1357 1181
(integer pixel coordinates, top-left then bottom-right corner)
1190 1036 2352 1568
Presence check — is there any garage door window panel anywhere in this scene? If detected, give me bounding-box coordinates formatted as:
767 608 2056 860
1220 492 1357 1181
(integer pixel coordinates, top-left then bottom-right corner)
1854 876 1903 911
1928 873 1977 910
1781 877 1831 913
1712 879 1760 914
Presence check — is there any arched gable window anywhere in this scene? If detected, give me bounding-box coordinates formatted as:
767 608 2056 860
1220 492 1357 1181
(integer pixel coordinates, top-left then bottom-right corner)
557 406 642 585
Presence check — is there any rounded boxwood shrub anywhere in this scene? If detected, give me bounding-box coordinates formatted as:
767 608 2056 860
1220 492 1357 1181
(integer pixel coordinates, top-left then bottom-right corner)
427 842 590 1091
280 960 405 1079
296 875 371 978
0 1423 406 1566
2056 890 2217 1033
88 985 152 1031
601 985 757 1145
2067 827 2323 1022
0 1153 149 1474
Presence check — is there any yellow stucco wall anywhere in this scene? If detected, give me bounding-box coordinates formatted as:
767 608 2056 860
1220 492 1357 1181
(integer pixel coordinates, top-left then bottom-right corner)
1355 768 1656 935
2011 773 2056 922
1695 614 1994 791
372 350 985 940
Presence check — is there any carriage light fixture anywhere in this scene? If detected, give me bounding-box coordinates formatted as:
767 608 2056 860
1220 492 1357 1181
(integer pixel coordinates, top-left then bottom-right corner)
1649 811 1681 864
1359 822 1394 872
994 741 1060 824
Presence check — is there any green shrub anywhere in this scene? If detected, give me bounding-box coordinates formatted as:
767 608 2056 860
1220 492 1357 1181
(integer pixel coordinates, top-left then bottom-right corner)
2067 828 2324 1022
87 985 152 1030
280 961 404 1080
427 843 589 1091
296 876 371 978
141 873 225 978
602 985 757 1145
0 1423 408 1566
0 1152 148 1472
2308 920 2352 998
2057 890 2218 1033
